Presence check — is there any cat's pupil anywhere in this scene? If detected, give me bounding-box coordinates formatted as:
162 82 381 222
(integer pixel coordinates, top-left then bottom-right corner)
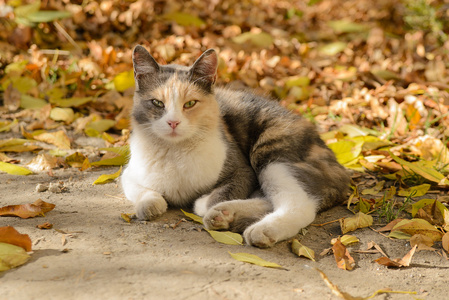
152 99 164 108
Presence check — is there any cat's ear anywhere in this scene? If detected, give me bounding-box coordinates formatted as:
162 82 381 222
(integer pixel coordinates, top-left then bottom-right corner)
190 49 218 85
132 45 160 78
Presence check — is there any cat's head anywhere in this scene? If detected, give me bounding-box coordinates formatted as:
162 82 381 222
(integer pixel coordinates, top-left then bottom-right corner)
131 45 219 143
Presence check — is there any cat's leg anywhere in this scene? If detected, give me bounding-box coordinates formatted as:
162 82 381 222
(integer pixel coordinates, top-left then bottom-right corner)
243 163 318 248
203 198 272 232
121 170 167 220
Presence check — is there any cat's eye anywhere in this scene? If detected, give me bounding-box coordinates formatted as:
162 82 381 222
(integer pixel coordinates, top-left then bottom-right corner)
151 99 165 108
184 100 198 109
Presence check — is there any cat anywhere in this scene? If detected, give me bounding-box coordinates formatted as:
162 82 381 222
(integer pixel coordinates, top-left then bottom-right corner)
121 45 350 248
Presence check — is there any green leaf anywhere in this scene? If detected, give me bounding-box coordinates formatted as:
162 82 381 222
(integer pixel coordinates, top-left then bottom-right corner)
389 152 449 185
90 155 128 166
232 32 274 48
229 252 283 269
20 95 47 109
291 239 315 261
14 0 40 19
371 69 400 81
328 20 368 33
92 167 122 185
0 242 31 272
163 12 205 27
181 209 203 224
26 10 72 23
206 230 243 245
85 119 116 135
113 70 135 92
285 76 310 88
0 162 33 175
319 42 347 56
398 184 431 197
50 97 93 108
11 77 37 93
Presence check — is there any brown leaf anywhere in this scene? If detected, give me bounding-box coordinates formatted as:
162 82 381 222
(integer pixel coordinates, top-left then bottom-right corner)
374 245 417 268
415 200 445 226
366 241 388 257
4 84 21 111
36 222 53 230
410 234 435 251
0 199 56 219
442 232 449 253
0 226 32 251
377 219 405 232
315 268 362 300
332 239 355 270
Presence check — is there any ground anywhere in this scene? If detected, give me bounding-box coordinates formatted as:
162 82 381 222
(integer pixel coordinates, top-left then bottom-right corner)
1 166 448 300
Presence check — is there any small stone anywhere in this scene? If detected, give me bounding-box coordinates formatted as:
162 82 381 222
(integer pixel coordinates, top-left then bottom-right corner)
36 183 49 192
48 182 64 193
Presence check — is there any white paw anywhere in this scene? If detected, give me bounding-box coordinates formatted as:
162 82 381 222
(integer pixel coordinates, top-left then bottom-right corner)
203 205 235 230
135 192 167 220
193 194 211 216
243 222 278 248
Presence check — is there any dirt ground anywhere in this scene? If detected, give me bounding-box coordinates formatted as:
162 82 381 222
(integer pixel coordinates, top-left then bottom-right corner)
1 165 449 300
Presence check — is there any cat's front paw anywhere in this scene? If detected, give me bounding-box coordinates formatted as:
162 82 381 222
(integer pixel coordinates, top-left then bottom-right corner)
203 205 235 230
135 192 167 220
243 223 277 248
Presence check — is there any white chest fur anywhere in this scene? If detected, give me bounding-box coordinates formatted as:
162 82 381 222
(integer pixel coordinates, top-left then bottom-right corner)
122 128 227 206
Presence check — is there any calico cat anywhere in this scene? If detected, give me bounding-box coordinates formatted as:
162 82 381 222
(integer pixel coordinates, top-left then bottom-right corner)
121 45 350 248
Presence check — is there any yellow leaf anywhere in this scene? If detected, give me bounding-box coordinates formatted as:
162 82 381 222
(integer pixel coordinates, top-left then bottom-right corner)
0 138 40 152
20 94 47 109
232 32 273 48
90 155 128 166
0 119 18 133
33 130 71 149
228 252 283 269
398 184 431 197
113 71 135 92
206 230 243 245
442 232 449 253
361 181 385 195
49 97 93 108
0 162 32 175
327 140 362 166
0 242 30 272
392 218 443 242
85 119 116 136
163 12 205 27
331 235 360 246
49 107 75 123
319 42 347 56
65 152 88 168
92 166 122 185
340 212 373 234
291 239 315 261
181 209 203 224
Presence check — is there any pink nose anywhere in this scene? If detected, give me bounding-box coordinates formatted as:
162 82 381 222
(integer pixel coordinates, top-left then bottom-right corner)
167 121 180 129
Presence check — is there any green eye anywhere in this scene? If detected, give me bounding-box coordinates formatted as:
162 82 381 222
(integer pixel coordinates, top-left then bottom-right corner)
184 100 197 109
152 99 165 108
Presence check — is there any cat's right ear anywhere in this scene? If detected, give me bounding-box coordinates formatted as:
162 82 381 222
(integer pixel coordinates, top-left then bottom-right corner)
132 45 160 79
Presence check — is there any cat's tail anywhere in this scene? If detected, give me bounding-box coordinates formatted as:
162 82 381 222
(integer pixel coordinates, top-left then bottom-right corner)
243 162 348 248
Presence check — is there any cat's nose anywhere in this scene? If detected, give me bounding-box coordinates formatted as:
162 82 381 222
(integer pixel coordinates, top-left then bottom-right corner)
167 120 180 129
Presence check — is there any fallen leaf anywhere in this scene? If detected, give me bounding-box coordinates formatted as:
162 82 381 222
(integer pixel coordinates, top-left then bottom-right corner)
410 234 435 251
232 31 273 48
0 162 33 175
0 242 30 272
411 199 446 225
0 199 56 219
365 241 388 257
65 152 88 168
392 218 443 242
121 213 135 223
0 138 40 152
331 235 359 246
340 212 373 234
291 239 315 261
328 20 368 33
319 42 347 56
374 245 417 268
377 219 405 232
90 154 128 166
181 209 204 224
50 97 93 108
442 232 449 253
26 153 60 172
332 239 355 270
36 222 53 230
206 230 243 245
228 252 283 269
92 166 122 185
397 184 430 197
49 107 75 123
162 12 205 27
20 94 47 109
32 130 71 149
0 226 32 251
113 70 135 92
361 181 385 195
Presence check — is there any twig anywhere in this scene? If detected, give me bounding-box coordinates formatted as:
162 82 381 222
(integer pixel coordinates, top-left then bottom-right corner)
369 226 394 240
53 21 83 55
172 218 186 229
311 218 341 227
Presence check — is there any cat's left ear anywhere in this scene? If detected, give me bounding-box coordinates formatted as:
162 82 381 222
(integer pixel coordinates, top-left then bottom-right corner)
190 49 218 85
